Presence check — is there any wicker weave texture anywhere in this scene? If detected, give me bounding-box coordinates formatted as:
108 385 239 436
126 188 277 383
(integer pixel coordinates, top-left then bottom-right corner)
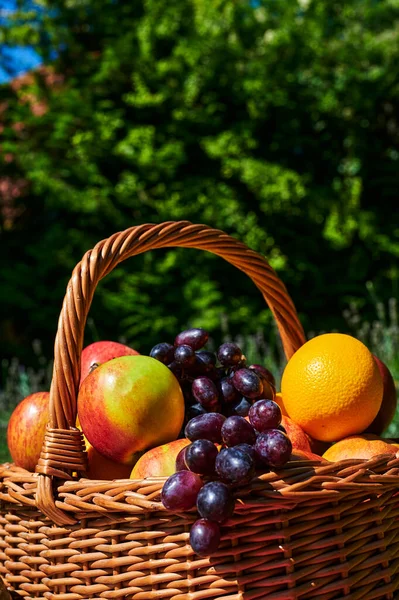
1 221 399 600
1 453 399 600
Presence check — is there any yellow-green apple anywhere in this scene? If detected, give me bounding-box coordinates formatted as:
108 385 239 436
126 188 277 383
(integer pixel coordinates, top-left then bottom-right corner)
78 355 184 465
281 415 312 453
364 355 397 435
7 391 49 471
130 438 191 479
80 341 139 387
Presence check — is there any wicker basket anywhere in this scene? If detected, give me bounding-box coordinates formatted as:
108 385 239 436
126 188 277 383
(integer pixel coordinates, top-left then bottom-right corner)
1 221 399 600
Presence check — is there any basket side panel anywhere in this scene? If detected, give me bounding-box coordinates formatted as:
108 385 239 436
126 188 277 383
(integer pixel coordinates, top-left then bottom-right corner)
1 490 399 600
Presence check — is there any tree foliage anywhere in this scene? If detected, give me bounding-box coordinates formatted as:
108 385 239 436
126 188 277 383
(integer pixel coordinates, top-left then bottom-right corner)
0 0 399 363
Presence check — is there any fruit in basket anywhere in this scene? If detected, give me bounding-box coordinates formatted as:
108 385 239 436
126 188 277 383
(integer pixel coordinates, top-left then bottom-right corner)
175 328 209 350
80 341 139 386
185 439 218 475
130 438 190 478
217 342 243 367
273 392 288 416
322 434 397 462
77 420 133 479
7 391 49 471
232 368 264 399
249 364 276 388
185 412 226 443
281 333 383 442
255 429 293 468
248 399 282 432
85 440 132 480
290 450 326 461
196 481 235 524
215 446 255 484
221 415 257 446
280 416 312 453
190 518 221 557
364 355 397 435
175 445 189 471
78 355 184 465
163 397 293 557
192 377 219 409
149 329 277 423
306 435 331 457
161 470 204 511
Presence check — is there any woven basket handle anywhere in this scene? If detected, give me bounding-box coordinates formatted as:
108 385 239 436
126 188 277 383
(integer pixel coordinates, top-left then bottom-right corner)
35 221 306 524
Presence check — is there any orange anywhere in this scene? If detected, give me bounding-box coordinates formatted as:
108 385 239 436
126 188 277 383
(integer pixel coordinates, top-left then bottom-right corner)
281 333 383 442
322 434 397 462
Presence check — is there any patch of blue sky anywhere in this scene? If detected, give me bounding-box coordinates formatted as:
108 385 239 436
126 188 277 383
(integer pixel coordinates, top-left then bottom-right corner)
0 0 43 83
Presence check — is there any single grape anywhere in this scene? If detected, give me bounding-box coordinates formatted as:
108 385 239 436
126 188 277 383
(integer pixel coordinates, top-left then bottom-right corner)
190 519 221 557
161 471 204 511
185 403 207 422
232 368 263 399
254 429 292 468
150 343 175 365
221 415 256 447
235 443 265 470
196 350 217 368
175 446 189 471
249 364 276 388
215 447 255 484
219 378 240 404
191 352 217 379
248 400 282 432
217 342 243 367
185 439 218 475
258 377 275 401
168 361 183 379
226 397 252 417
175 328 209 350
234 442 255 457
192 377 219 408
174 345 196 367
196 481 235 523
185 413 226 443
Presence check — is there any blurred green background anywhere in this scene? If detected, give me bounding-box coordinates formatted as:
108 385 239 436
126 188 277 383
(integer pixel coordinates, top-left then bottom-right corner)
0 0 398 459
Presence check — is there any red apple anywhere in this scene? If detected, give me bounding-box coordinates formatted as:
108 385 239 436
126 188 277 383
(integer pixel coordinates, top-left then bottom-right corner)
365 355 397 435
7 391 49 471
85 439 132 480
80 341 139 387
78 355 185 465
281 415 312 453
130 439 191 479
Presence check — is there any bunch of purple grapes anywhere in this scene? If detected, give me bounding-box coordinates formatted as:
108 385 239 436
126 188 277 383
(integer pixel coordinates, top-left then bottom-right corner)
149 327 276 422
161 400 292 557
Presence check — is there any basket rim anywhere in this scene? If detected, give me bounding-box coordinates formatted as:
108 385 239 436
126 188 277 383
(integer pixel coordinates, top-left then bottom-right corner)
1 451 399 517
